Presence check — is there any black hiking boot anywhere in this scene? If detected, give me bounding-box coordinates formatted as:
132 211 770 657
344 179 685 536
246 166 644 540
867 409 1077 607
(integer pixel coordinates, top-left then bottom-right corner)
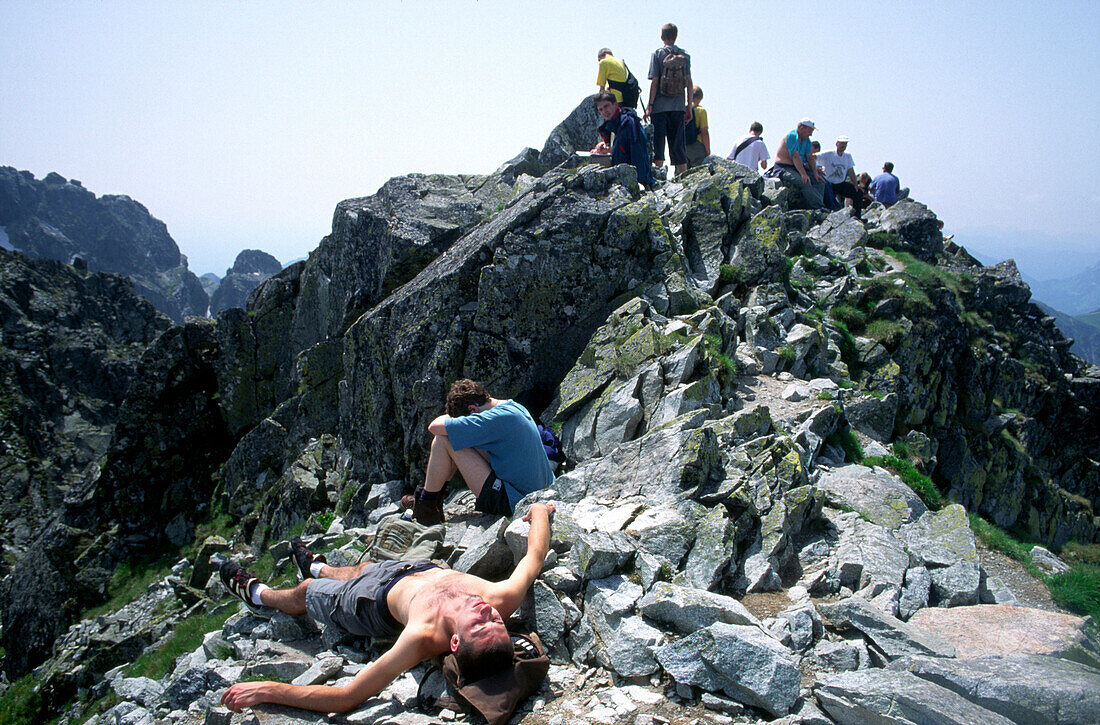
290 535 326 581
412 489 445 526
219 559 270 618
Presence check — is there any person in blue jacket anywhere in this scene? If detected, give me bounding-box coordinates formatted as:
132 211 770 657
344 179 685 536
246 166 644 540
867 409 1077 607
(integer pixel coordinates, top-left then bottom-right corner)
591 90 657 189
407 379 555 524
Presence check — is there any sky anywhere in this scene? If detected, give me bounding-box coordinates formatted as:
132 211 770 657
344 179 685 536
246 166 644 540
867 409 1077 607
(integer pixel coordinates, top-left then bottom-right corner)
2 1 1098 278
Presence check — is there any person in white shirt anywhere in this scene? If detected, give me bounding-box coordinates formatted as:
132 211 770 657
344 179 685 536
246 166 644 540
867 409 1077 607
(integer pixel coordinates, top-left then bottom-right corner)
729 121 770 171
816 136 863 217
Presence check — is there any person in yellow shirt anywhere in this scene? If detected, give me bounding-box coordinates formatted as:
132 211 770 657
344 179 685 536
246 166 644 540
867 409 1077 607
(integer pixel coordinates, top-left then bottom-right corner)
685 86 710 167
596 48 639 109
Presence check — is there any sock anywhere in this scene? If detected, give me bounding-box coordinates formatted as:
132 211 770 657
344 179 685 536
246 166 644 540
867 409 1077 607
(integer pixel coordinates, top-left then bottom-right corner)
309 561 325 578
418 487 443 500
250 582 270 606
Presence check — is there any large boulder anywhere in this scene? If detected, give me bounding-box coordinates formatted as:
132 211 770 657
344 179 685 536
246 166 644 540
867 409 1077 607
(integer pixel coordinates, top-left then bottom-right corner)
906 604 1100 667
888 654 1100 725
817 464 927 529
655 622 801 717
815 669 1015 725
341 164 670 485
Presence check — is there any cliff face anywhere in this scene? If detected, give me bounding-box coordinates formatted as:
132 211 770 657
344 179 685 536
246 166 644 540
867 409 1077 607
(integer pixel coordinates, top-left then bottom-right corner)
0 250 171 562
0 167 208 322
1 99 1098 723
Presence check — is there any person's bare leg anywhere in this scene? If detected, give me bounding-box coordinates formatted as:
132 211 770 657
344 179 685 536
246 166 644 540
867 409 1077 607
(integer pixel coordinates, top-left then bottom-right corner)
423 434 492 496
258 580 309 615
675 163 687 176
316 561 371 581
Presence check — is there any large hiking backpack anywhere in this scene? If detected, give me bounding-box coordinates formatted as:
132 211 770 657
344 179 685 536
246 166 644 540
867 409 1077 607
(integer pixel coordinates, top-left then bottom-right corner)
658 47 689 98
418 630 550 725
607 63 641 109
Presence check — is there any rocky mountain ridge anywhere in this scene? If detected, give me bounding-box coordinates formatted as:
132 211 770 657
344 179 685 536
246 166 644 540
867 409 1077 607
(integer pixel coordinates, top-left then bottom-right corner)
1 98 1097 724
0 167 208 322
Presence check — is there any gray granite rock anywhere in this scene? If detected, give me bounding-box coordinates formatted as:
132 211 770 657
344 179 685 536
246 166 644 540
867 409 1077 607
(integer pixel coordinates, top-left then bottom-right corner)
815 669 1013 725
817 597 956 661
832 517 908 592
887 653 1100 725
898 565 931 620
637 581 760 633
901 504 978 569
929 560 981 608
655 623 800 716
452 518 511 579
570 529 636 580
817 464 927 529
290 655 343 686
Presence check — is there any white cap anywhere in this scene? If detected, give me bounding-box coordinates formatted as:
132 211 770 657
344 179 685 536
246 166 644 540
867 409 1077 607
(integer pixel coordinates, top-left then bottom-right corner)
799 117 815 128
837 135 850 143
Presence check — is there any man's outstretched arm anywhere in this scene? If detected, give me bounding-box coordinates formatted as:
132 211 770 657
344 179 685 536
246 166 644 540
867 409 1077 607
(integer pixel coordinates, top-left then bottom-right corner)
220 627 433 714
491 502 555 617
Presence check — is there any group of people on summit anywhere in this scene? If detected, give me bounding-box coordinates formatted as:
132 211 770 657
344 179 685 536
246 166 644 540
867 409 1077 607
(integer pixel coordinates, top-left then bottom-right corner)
214 22 911 719
592 23 905 214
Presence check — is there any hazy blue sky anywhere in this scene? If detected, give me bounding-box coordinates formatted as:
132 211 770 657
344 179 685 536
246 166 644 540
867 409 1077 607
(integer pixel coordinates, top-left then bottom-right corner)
2 1 1098 277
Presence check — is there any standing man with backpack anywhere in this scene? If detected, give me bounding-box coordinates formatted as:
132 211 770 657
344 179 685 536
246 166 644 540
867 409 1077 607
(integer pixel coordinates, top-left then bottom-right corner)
596 48 640 110
645 23 693 178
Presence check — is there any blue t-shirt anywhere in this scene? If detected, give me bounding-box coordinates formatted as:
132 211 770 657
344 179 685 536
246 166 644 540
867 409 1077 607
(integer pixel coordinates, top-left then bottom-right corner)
870 172 900 205
785 130 813 166
444 400 555 508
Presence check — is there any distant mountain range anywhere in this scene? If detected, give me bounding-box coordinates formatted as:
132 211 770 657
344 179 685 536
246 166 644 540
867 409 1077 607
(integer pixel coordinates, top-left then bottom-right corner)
953 229 1100 363
0 167 280 320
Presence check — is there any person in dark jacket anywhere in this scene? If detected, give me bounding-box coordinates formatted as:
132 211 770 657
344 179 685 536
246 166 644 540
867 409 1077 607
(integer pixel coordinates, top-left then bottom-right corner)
591 89 657 188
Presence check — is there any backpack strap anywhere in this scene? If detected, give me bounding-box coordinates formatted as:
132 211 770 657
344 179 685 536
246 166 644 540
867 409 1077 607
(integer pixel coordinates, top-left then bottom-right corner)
733 135 761 158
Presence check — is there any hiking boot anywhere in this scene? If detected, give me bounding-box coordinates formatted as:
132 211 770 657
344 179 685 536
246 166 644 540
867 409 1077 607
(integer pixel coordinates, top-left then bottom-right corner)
290 535 326 581
412 491 445 526
219 560 269 617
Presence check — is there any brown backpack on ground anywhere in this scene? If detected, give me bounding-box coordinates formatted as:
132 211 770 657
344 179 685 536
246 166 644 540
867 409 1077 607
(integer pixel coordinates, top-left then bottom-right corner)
418 630 550 725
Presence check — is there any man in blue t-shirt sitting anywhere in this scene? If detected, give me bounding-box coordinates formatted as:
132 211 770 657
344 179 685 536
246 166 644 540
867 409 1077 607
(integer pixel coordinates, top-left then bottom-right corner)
409 379 555 525
870 162 902 207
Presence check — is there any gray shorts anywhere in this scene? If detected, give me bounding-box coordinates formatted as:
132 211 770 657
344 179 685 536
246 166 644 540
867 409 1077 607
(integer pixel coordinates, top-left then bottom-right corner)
305 559 436 639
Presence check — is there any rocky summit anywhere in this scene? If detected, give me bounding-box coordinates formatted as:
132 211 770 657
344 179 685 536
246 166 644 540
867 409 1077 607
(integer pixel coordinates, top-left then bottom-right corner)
0 167 208 322
209 250 283 315
0 97 1098 725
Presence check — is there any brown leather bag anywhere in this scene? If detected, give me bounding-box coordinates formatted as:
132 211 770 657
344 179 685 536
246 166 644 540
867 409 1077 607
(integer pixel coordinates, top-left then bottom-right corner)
419 631 550 725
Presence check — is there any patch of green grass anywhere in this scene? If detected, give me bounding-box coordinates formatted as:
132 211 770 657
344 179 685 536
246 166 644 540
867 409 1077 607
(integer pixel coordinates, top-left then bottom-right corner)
1047 565 1100 622
831 319 860 372
969 516 1100 621
126 607 237 680
82 557 174 620
718 263 745 286
865 319 905 349
866 231 899 249
816 390 836 400
0 673 46 725
781 256 794 285
831 304 867 332
336 482 361 515
826 429 863 464
778 345 796 368
864 454 944 510
317 512 335 531
968 513 1038 567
